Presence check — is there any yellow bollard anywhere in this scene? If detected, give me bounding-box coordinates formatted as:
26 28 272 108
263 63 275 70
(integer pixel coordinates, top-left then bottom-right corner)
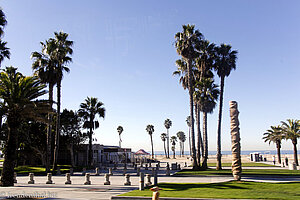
150 186 162 200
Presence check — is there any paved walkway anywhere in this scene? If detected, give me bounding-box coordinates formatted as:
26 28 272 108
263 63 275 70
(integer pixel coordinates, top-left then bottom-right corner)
0 166 299 200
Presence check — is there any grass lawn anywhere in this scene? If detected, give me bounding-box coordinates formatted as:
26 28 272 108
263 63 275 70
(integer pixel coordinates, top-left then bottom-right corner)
0 165 72 175
121 181 300 200
0 159 3 162
207 162 276 167
176 168 300 176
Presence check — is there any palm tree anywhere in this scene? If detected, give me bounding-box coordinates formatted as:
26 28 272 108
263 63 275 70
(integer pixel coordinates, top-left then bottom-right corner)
170 136 177 159
117 126 124 148
160 133 167 158
194 78 219 169
31 38 58 172
177 131 186 157
214 44 238 170
175 24 203 169
78 97 105 168
0 67 49 186
52 31 73 171
263 126 284 164
281 119 300 166
0 8 10 67
164 119 172 158
186 116 192 156
0 8 7 37
146 124 155 159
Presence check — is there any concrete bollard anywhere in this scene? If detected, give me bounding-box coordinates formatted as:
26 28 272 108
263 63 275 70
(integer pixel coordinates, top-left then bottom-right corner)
13 172 17 183
65 173 71 184
84 173 91 185
178 164 181 170
46 173 53 184
149 162 152 168
150 186 162 200
145 164 148 170
124 174 131 185
146 174 152 186
95 167 100 176
104 173 110 185
139 172 145 190
28 173 34 184
184 162 187 167
56 167 61 175
70 168 74 175
82 168 86 176
166 166 170 176
289 162 297 170
154 169 158 186
137 167 140 176
109 168 113 176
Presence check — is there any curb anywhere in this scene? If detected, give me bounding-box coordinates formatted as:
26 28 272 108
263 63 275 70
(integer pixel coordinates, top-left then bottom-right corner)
111 196 256 200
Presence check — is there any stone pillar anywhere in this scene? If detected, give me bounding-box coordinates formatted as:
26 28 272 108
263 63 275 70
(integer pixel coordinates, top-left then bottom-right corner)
108 168 113 176
137 167 140 176
13 172 17 183
139 172 144 190
153 169 158 186
166 165 170 176
70 168 74 175
95 167 100 176
146 174 152 186
104 174 110 185
65 173 72 184
84 173 91 185
57 167 61 175
230 101 242 181
82 168 86 176
46 173 53 184
289 162 297 170
124 174 131 185
28 173 34 184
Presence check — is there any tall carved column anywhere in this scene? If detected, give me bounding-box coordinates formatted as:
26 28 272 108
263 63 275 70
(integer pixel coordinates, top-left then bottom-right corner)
229 101 242 181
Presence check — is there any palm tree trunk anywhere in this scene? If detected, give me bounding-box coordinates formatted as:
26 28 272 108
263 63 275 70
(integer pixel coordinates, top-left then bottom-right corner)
46 83 53 173
53 79 61 171
216 76 225 170
119 135 121 148
182 141 184 156
0 115 20 186
195 104 200 165
163 141 167 158
150 135 154 159
173 148 175 159
69 143 75 168
276 141 281 164
201 112 208 169
188 127 191 156
293 140 298 166
167 129 170 158
187 59 197 169
88 124 93 168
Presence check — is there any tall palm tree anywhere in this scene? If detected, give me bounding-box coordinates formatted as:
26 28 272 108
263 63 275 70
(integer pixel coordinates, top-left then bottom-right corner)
78 97 105 168
0 67 49 186
146 124 155 159
160 133 167 158
170 136 177 159
186 116 192 156
164 119 172 158
0 8 10 67
177 131 186 157
195 78 219 169
0 8 7 37
281 119 300 166
52 31 73 171
214 44 238 170
175 24 203 169
263 125 284 164
117 126 124 148
31 38 58 172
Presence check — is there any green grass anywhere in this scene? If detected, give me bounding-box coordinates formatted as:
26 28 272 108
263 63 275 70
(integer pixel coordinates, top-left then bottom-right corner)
0 159 3 162
207 162 276 167
176 168 300 176
0 165 72 175
121 181 300 199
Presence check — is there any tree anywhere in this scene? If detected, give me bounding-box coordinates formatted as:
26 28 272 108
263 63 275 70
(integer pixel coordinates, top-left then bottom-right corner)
214 44 238 170
281 119 300 166
263 125 283 164
164 119 172 158
52 31 73 171
31 38 58 172
170 136 177 159
186 116 192 156
0 8 7 37
78 97 105 168
177 131 186 157
0 8 9 67
194 78 219 169
0 67 49 186
175 24 203 169
146 124 155 159
60 109 85 167
117 126 123 148
160 133 167 158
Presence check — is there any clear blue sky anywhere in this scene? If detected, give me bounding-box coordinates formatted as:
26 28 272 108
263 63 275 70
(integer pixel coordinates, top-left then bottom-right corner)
1 0 300 153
